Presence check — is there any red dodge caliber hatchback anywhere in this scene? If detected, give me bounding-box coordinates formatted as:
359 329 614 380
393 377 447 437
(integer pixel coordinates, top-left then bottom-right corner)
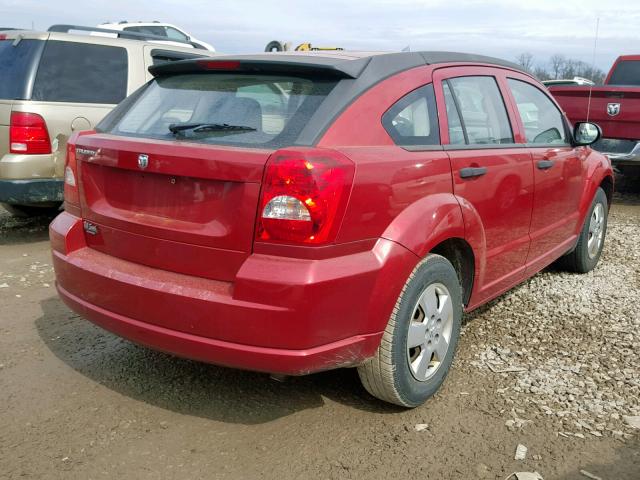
51 51 613 406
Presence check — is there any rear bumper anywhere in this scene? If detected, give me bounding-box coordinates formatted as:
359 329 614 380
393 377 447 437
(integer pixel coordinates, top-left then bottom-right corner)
0 178 63 204
50 212 417 375
57 283 381 375
592 138 640 166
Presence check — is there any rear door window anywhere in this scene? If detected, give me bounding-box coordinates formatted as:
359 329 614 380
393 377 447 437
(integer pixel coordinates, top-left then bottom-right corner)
382 84 440 146
31 41 128 104
124 25 167 37
0 39 44 100
165 27 189 42
445 76 514 145
105 73 337 149
507 78 568 145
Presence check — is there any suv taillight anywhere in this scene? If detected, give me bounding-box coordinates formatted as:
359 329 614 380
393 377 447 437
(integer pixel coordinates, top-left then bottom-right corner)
257 148 355 245
9 112 52 155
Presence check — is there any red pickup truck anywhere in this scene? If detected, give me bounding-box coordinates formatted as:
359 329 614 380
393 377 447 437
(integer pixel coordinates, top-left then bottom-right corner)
549 55 640 177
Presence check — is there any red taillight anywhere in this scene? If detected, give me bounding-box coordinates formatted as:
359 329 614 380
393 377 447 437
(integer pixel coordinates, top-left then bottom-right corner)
257 148 355 245
198 60 241 70
9 112 52 155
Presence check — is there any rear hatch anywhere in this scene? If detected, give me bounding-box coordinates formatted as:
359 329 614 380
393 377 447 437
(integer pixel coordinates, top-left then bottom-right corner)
0 33 47 157
550 86 640 140
75 69 339 281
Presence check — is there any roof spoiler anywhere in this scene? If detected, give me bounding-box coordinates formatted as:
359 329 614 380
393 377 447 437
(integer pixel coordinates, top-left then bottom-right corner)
148 56 371 79
47 24 196 47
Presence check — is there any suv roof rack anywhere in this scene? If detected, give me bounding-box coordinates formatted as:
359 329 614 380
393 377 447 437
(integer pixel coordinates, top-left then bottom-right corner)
47 24 193 47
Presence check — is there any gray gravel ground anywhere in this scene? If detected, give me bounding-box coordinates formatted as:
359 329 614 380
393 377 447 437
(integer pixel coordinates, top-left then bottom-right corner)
467 207 639 440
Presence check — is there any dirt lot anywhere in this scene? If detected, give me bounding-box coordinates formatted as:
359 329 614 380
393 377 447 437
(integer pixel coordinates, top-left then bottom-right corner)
1 179 638 480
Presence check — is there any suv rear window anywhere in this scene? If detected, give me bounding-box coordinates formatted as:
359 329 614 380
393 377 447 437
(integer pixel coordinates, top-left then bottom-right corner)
103 73 337 148
31 41 128 104
0 39 44 100
608 60 640 86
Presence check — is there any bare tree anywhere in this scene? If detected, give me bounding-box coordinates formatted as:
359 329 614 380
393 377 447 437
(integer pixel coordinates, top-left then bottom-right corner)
561 59 578 79
549 54 565 79
515 52 535 73
533 66 551 81
515 52 606 84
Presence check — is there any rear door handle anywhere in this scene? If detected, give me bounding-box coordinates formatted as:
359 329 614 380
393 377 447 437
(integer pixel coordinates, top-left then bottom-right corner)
537 160 555 170
460 167 488 179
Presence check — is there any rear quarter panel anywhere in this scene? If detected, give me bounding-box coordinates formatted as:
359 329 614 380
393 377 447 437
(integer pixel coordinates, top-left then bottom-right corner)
318 65 462 249
0 100 12 159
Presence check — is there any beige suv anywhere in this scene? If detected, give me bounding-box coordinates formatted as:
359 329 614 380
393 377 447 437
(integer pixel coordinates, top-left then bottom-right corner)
0 26 213 216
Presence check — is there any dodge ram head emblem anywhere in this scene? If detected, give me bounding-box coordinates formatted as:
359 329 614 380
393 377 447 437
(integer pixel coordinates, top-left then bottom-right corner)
607 103 621 117
137 154 149 169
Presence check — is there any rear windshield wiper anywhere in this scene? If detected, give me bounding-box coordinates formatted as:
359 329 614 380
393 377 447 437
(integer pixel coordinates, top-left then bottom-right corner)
168 123 256 135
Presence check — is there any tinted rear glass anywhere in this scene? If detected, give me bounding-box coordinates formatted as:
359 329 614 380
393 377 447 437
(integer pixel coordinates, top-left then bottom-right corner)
608 60 640 86
0 39 44 100
31 41 128 103
104 73 337 148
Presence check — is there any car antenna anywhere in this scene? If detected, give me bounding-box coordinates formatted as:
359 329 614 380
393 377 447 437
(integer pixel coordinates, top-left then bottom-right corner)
586 17 600 124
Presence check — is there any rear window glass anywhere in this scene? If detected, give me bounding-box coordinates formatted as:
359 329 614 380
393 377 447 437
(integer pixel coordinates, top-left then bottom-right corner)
382 84 440 146
0 39 44 100
105 73 337 148
608 60 640 86
31 41 128 104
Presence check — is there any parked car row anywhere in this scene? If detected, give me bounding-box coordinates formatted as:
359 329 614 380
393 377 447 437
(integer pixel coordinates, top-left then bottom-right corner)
47 50 612 407
0 25 214 215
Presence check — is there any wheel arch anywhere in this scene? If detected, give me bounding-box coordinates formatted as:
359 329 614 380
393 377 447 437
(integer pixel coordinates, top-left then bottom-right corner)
430 238 475 306
599 174 614 210
380 192 485 306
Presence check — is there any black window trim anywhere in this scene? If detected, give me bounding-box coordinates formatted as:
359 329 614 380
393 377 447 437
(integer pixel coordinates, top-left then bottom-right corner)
444 79 469 145
442 74 518 148
381 83 441 150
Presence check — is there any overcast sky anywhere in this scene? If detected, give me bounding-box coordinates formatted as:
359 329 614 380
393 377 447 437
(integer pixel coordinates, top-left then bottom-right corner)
2 0 638 71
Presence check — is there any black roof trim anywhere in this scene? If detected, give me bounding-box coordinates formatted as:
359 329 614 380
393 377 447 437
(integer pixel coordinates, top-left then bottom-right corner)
148 55 372 79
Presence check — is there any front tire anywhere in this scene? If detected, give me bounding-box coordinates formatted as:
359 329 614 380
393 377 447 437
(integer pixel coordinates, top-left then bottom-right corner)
357 254 463 407
558 187 608 273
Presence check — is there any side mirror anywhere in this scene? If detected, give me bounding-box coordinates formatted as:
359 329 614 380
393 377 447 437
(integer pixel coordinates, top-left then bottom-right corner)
574 122 601 146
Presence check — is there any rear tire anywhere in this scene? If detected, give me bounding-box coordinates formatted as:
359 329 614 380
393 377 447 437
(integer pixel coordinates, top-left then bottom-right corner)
1 202 61 218
557 187 608 273
357 254 463 407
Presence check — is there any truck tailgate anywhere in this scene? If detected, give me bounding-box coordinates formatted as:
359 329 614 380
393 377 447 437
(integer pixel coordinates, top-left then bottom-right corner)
550 86 640 140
